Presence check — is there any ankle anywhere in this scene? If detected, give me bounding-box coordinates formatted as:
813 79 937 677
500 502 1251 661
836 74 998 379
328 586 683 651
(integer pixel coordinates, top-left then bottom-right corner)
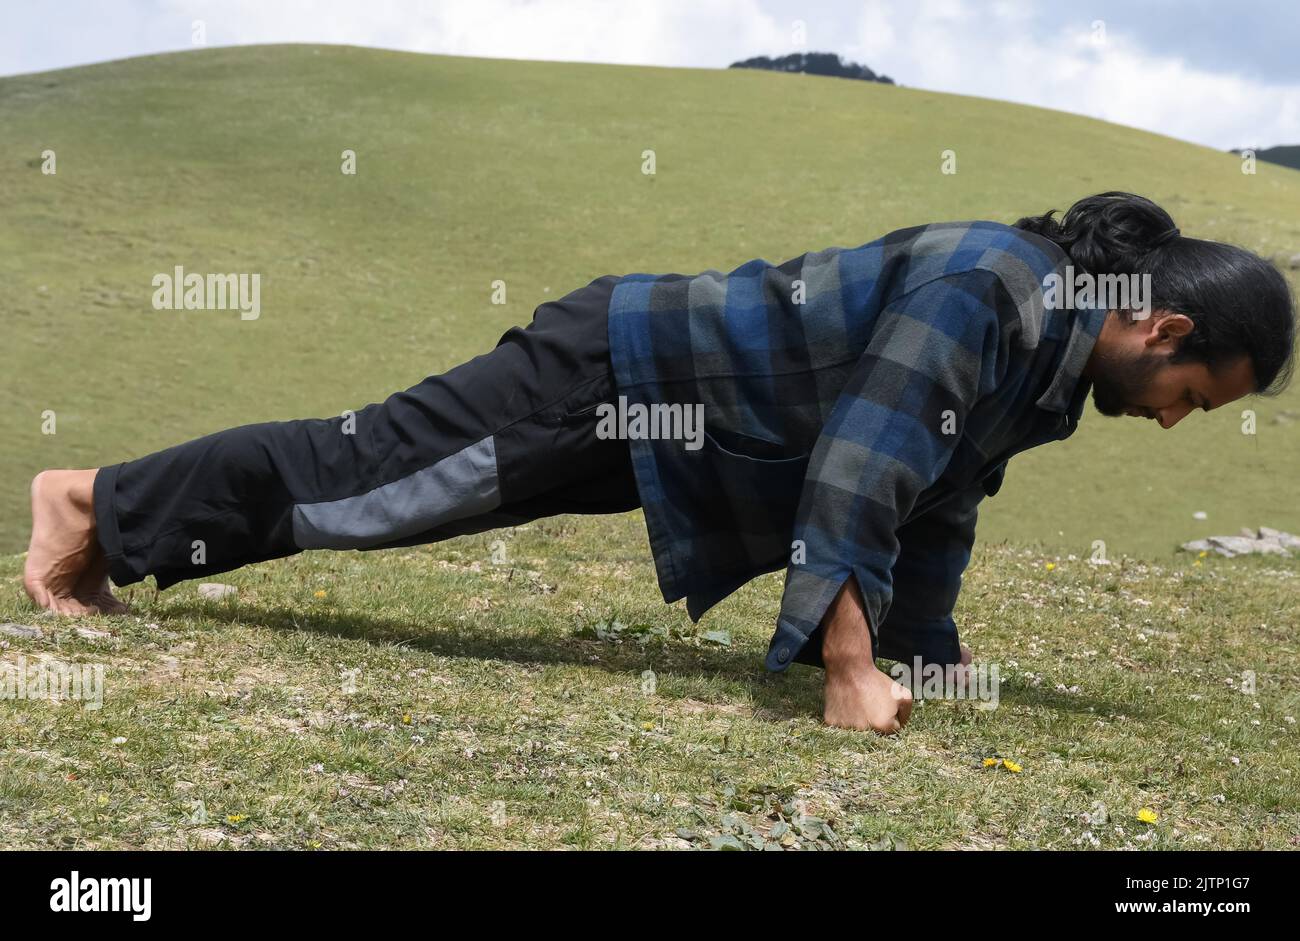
67 469 97 514
34 468 98 518
825 652 877 689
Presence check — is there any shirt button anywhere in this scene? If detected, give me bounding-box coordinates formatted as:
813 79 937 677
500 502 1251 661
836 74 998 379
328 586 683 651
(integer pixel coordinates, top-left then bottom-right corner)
777 647 790 663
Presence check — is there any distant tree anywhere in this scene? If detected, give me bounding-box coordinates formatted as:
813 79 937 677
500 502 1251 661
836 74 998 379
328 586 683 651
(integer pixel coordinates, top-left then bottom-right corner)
1229 144 1300 172
728 52 895 85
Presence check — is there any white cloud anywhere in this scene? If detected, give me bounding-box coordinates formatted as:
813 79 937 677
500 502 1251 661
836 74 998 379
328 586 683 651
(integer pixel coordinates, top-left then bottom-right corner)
843 0 1300 149
164 0 790 68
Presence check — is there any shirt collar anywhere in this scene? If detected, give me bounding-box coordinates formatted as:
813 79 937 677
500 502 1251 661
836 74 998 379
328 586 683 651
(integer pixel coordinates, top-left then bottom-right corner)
1035 303 1107 415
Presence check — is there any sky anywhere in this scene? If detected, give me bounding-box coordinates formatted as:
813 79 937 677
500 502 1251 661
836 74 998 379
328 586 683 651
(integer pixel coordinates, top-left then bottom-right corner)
2 0 1297 151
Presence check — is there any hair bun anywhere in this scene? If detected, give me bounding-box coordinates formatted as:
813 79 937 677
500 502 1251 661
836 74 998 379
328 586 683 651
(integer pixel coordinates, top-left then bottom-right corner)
1016 191 1180 273
1152 226 1181 248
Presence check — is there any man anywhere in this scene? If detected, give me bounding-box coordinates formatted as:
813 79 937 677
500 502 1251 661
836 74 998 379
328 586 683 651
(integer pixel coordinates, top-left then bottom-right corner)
24 193 1296 734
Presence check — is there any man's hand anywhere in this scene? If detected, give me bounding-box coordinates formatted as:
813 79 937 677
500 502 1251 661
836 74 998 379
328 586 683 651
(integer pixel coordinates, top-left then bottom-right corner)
820 577 914 735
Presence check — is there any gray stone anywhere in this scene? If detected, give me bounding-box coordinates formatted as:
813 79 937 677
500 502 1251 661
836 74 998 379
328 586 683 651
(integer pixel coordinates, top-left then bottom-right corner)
1209 536 1261 558
197 582 238 600
1260 527 1300 550
1181 528 1299 558
0 622 43 639
1253 541 1291 557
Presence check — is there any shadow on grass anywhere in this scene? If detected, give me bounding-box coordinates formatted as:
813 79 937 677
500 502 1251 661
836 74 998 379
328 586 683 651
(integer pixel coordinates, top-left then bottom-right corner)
987 682 1161 721
156 599 822 720
149 597 1156 725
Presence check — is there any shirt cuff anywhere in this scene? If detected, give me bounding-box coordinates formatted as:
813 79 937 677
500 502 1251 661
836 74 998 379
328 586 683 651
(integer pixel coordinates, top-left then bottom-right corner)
767 564 886 672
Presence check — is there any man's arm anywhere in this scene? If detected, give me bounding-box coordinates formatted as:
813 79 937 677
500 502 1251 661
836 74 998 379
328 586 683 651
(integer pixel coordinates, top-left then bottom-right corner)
819 480 993 732
763 269 1018 730
821 574 914 733
875 476 988 666
790 476 992 672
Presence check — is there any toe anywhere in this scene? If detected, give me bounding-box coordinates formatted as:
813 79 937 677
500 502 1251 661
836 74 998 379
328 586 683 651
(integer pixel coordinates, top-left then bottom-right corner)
24 579 51 610
51 594 95 617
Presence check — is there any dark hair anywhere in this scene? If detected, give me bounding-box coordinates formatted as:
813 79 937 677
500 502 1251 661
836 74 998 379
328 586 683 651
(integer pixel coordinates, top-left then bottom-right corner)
1015 191 1296 394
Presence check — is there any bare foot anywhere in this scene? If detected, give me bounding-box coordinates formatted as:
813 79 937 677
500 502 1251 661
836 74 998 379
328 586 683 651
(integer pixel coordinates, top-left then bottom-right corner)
24 469 126 615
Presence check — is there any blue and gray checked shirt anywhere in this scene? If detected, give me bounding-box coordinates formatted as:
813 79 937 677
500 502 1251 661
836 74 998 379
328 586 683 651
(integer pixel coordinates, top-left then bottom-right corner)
606 221 1105 672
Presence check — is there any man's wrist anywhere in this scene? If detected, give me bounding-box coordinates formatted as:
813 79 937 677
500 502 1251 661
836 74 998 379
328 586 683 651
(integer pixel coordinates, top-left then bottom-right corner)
821 578 874 671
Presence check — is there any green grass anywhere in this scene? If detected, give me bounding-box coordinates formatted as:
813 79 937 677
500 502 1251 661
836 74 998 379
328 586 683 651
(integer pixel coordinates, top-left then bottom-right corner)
2 46 1299 849
2 520 1298 849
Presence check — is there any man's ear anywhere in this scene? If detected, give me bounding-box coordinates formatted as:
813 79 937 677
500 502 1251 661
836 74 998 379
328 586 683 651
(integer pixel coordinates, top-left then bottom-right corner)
1145 311 1194 348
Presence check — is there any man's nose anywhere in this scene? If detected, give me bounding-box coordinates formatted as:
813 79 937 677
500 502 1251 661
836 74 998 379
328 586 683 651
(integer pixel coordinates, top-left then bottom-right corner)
1156 404 1192 428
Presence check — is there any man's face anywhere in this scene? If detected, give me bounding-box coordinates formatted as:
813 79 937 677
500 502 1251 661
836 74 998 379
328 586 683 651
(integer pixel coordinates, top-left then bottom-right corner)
1088 312 1257 428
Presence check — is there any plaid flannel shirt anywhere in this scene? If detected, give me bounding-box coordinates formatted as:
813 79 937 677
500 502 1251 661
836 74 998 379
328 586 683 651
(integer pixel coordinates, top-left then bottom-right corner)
606 221 1105 671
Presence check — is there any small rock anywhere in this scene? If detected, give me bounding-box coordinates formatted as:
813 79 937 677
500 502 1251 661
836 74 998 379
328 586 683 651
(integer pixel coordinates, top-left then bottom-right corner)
1260 527 1300 550
1181 529 1297 558
75 626 112 641
0 623 43 639
197 583 238 600
1209 536 1258 557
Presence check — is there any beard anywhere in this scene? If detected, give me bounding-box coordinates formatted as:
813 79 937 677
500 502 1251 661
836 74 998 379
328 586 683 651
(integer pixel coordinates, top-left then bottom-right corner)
1089 347 1163 417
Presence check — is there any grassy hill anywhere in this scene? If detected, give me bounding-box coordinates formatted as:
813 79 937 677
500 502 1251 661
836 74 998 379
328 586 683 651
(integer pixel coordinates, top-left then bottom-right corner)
2 44 1299 557
2 47 1298 849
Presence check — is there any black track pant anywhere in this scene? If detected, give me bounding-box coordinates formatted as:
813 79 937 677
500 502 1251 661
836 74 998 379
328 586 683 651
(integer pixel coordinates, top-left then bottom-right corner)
94 276 639 589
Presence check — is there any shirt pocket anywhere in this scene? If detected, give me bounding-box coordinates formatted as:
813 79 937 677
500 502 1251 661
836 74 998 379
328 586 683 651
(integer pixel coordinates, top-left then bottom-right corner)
553 376 618 425
701 429 811 568
704 426 807 463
